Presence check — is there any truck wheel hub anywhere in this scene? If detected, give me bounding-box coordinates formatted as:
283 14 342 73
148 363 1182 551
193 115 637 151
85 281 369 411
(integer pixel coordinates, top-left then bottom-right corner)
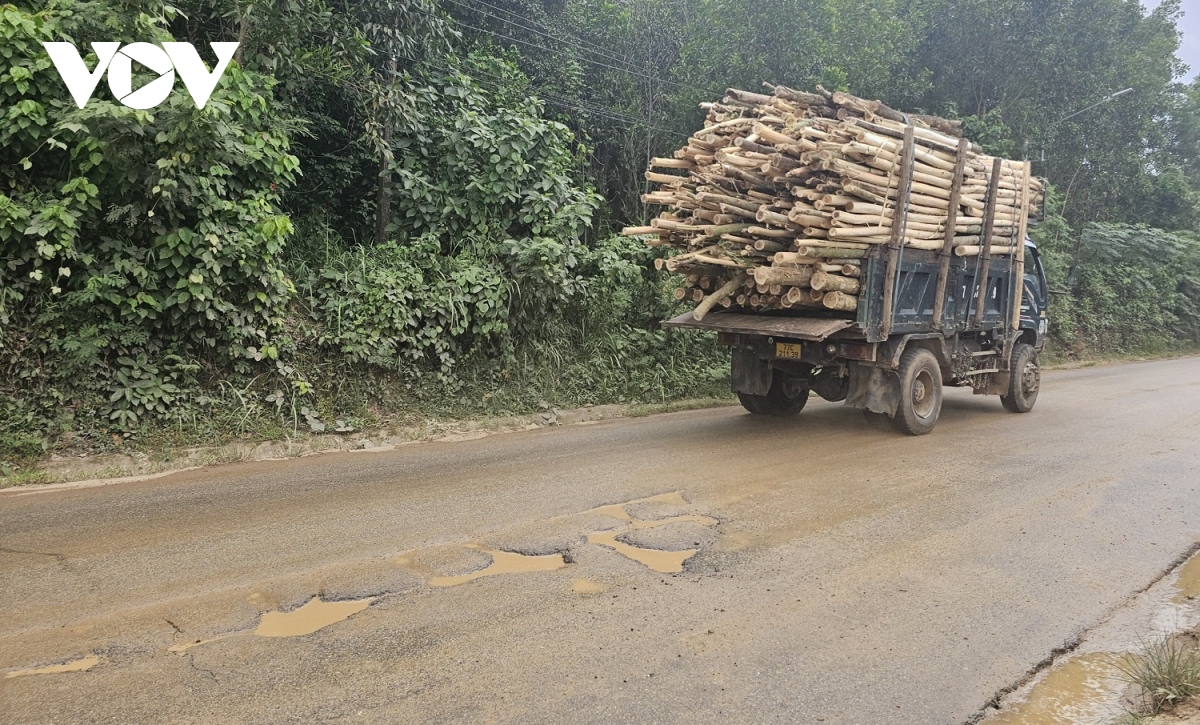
1021 363 1040 395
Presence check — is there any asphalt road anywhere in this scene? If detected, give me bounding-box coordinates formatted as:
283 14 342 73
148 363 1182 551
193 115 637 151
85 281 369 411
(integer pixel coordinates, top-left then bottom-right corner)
2 357 1199 724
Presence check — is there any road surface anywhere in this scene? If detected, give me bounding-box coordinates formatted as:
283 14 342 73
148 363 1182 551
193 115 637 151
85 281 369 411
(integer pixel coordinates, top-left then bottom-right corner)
2 357 1198 724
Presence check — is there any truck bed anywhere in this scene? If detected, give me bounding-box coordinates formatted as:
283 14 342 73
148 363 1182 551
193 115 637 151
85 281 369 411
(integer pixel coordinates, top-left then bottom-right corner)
663 247 1019 343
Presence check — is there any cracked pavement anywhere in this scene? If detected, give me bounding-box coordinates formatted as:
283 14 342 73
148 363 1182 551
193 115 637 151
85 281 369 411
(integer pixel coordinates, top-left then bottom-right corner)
1 357 1199 723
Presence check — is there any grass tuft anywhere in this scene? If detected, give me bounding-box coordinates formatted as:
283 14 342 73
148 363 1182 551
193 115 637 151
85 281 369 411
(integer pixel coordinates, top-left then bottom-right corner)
1115 634 1200 715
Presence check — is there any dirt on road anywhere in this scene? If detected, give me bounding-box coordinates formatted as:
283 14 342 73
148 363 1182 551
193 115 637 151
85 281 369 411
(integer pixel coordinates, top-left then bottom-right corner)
2 357 1199 724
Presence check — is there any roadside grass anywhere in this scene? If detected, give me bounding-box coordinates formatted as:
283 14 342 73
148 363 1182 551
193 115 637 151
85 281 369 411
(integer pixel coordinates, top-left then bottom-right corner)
1041 343 1200 369
1115 633 1200 718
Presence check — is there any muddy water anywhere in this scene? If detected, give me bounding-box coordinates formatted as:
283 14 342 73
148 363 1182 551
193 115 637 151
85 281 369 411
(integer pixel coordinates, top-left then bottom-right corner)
254 597 374 637
588 491 690 521
1172 550 1200 604
429 546 565 587
987 652 1123 724
5 655 99 678
587 530 697 573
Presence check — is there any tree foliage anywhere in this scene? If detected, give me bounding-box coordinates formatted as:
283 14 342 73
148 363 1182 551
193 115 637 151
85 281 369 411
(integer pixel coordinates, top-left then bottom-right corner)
2 0 1200 461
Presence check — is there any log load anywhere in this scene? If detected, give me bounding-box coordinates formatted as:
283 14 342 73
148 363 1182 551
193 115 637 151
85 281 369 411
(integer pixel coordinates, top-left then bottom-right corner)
622 84 1044 319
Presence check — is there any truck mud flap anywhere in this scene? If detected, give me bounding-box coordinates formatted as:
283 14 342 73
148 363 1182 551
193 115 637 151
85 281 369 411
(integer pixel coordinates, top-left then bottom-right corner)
845 362 900 416
731 347 772 397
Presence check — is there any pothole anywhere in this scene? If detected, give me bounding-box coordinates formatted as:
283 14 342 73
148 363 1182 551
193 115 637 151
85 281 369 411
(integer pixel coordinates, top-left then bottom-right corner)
5 654 100 678
254 596 374 637
428 546 566 587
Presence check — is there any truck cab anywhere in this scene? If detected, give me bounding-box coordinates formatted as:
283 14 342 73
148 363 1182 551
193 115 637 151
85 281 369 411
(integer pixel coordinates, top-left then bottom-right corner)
1018 241 1049 352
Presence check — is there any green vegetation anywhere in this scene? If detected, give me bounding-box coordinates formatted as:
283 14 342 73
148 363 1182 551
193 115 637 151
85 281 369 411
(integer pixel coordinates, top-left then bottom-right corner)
2 0 1200 468
1115 633 1200 717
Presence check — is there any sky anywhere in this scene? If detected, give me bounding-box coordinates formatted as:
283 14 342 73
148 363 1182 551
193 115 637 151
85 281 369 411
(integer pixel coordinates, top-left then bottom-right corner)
1145 0 1198 81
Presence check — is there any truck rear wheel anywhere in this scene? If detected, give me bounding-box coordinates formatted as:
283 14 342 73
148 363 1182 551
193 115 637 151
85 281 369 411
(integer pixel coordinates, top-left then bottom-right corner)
892 348 942 435
738 374 809 417
1001 343 1040 413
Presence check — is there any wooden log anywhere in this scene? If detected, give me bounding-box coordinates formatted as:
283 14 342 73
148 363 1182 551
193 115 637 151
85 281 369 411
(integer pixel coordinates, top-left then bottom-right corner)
692 254 745 268
621 226 658 236
795 245 867 258
773 252 821 265
754 265 815 287
752 239 788 253
841 265 862 278
755 207 798 228
694 272 747 321
823 291 858 312
811 271 861 294
955 245 1017 256
646 171 689 185
745 226 794 239
651 157 694 169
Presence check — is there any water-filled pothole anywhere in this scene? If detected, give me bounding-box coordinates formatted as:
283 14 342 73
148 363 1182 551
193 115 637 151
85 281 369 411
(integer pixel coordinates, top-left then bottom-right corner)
4 655 99 678
255 596 374 637
987 652 1123 724
429 546 566 587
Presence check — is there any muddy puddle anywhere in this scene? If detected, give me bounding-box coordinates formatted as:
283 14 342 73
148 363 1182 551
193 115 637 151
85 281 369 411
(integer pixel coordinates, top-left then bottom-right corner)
586 496 720 573
5 655 99 678
988 548 1200 724
429 546 565 587
988 652 1124 725
255 596 374 637
1172 550 1200 604
586 530 697 573
28 489 722 677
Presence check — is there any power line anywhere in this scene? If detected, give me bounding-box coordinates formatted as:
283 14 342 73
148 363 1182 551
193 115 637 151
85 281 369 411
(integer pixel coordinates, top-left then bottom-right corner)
440 0 640 75
412 53 690 138
411 4 713 97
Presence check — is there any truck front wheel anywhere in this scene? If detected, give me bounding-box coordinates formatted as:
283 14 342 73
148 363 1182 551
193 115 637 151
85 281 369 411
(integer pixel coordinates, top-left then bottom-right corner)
1001 343 1040 413
738 373 809 417
892 348 943 435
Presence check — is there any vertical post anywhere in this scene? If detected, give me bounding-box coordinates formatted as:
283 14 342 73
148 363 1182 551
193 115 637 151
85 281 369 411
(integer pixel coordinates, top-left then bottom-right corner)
1009 162 1034 332
972 157 1003 328
931 137 969 330
879 125 915 340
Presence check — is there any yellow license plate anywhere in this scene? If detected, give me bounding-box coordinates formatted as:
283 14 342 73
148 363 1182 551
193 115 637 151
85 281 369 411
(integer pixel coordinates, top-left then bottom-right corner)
775 342 803 359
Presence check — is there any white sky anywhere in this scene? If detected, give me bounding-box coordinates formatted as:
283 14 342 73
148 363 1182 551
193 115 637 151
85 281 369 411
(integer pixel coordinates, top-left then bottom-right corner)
1145 0 1198 81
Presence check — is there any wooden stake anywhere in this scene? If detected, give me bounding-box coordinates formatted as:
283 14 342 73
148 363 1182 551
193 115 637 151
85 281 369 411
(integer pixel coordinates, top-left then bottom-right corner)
1009 162 1033 332
880 125 916 339
931 137 969 328
972 157 1004 328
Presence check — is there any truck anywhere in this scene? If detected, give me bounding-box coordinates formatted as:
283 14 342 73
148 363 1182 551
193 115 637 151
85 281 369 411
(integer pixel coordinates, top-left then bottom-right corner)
663 239 1050 435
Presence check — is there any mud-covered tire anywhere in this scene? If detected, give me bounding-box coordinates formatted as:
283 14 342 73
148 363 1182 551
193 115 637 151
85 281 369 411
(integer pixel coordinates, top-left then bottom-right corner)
892 348 943 436
1001 343 1040 413
738 374 809 417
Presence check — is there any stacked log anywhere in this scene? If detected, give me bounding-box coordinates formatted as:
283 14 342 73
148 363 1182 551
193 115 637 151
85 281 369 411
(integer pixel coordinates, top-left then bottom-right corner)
623 85 1044 320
